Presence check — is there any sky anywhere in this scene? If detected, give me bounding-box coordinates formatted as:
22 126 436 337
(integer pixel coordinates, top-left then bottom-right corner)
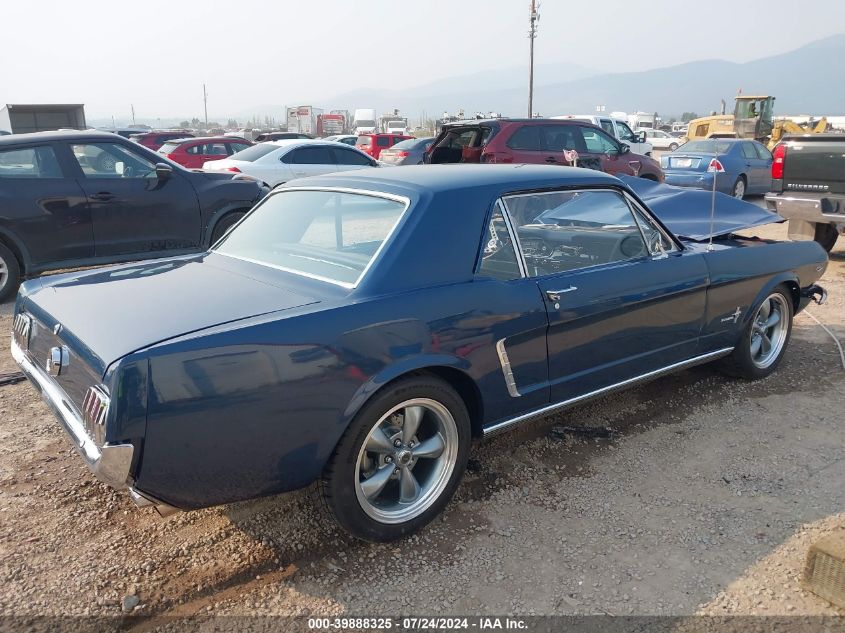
2 0 845 123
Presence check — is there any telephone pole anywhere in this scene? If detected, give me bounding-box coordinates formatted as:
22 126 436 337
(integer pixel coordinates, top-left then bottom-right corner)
528 0 540 118
203 84 209 128
131 104 135 126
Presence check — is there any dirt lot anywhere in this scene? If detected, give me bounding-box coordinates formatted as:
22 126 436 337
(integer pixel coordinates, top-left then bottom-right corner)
0 221 844 619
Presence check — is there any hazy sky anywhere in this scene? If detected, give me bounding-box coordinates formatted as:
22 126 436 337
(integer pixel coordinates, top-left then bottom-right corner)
3 0 844 121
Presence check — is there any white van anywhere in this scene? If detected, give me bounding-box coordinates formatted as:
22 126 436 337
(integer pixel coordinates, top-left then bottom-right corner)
552 114 653 156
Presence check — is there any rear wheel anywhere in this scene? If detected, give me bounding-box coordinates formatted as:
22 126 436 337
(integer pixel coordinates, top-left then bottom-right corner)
720 286 793 379
322 376 470 542
669 142 679 151
732 176 747 199
814 223 839 253
0 242 22 303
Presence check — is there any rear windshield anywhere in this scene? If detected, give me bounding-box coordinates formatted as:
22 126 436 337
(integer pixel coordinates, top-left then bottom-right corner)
680 140 733 154
356 137 372 146
389 139 420 150
229 143 279 161
158 142 180 154
215 190 408 287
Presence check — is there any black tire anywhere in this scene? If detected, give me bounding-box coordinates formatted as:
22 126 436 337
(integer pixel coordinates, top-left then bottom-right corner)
321 375 471 542
732 176 747 200
0 242 22 303
719 285 793 380
669 142 679 151
814 223 839 253
210 212 246 244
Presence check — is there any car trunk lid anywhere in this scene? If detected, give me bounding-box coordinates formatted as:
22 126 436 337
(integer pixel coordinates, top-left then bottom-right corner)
781 135 845 194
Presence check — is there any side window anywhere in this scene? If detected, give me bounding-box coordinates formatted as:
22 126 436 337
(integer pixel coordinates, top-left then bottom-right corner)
290 147 332 164
754 143 772 161
506 126 542 151
579 127 618 153
229 143 250 154
70 142 156 178
599 119 615 135
741 142 759 160
503 190 648 276
476 202 521 281
0 146 62 178
541 125 586 152
333 148 373 166
185 144 201 154
377 137 391 147
207 143 228 155
616 122 636 142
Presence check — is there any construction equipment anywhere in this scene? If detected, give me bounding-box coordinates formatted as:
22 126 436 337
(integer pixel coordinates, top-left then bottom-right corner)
685 95 829 148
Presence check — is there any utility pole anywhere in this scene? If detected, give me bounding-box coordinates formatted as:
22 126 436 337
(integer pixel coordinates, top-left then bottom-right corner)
528 0 540 118
131 104 135 126
203 84 209 129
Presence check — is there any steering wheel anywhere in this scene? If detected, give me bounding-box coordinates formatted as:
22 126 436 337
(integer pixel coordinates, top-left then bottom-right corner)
618 234 648 259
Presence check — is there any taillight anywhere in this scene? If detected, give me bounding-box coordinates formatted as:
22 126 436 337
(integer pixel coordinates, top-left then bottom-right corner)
225 167 241 173
396 151 409 157
772 143 786 179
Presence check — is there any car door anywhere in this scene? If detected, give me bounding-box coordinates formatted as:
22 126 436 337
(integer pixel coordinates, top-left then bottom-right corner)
331 146 377 173
578 126 641 177
0 142 94 267
285 145 337 178
502 188 708 403
753 142 773 194
66 140 202 257
616 120 647 155
739 142 766 192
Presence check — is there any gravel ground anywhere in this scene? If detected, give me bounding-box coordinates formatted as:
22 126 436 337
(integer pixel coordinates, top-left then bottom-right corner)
0 221 843 619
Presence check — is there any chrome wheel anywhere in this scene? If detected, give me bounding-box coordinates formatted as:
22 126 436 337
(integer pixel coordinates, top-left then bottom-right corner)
355 398 458 524
750 294 789 369
733 178 746 199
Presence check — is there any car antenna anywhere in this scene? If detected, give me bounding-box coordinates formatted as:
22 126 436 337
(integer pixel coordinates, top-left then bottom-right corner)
707 150 724 251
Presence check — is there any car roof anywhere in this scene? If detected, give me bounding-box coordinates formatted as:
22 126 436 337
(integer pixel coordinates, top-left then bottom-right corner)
279 164 620 195
0 129 129 146
165 136 247 144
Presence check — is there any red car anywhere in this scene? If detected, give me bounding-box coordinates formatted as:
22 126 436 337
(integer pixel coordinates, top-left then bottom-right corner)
355 133 412 160
425 118 664 181
130 131 195 151
157 137 253 169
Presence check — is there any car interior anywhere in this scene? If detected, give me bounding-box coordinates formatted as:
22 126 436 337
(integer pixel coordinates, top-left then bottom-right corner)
428 126 491 164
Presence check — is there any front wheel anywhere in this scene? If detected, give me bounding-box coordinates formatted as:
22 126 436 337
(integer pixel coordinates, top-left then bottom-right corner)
669 142 679 151
210 211 246 244
322 376 470 541
720 287 793 379
0 242 22 303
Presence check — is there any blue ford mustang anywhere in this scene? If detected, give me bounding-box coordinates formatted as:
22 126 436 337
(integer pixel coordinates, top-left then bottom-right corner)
11 165 828 541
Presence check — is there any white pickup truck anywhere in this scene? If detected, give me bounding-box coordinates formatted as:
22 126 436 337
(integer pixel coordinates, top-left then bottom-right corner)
552 114 653 156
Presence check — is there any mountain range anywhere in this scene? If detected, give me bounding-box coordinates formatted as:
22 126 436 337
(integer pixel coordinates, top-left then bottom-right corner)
305 34 845 121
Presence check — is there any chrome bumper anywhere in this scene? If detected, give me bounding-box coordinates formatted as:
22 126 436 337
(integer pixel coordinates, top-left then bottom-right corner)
10 337 133 490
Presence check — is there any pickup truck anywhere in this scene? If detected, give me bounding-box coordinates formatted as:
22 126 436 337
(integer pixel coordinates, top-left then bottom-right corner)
765 134 845 252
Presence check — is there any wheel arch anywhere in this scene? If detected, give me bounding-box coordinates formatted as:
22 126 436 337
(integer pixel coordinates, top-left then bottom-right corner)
745 274 800 328
204 204 252 246
342 356 485 439
0 226 31 275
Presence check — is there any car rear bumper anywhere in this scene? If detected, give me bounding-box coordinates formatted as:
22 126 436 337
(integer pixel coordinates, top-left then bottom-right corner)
765 193 845 223
11 336 133 490
664 172 731 194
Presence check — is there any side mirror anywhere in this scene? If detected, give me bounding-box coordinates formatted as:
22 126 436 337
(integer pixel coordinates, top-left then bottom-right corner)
155 162 173 180
619 143 631 155
638 131 647 143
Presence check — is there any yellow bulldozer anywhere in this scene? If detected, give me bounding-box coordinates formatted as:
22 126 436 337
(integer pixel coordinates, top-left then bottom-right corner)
685 95 828 149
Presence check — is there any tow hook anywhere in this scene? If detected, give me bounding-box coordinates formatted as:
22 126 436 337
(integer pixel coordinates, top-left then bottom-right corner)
802 284 828 305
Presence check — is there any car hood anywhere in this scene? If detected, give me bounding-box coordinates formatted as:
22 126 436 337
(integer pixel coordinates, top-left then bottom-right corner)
620 176 784 241
21 254 320 373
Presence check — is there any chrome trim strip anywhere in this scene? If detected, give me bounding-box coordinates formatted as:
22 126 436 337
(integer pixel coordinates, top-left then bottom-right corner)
483 347 734 437
496 200 527 278
495 338 521 398
11 336 133 489
214 186 412 290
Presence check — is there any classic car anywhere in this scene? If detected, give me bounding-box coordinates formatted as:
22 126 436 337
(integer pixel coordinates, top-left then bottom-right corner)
11 165 828 542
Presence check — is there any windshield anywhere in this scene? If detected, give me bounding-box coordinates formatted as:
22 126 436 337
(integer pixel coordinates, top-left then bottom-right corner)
228 143 279 161
355 120 376 127
680 140 733 154
215 190 408 287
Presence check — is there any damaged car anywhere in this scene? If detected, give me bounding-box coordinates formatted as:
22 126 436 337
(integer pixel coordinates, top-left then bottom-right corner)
12 165 828 542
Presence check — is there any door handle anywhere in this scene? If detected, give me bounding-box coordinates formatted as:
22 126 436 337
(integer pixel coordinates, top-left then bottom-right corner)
89 192 115 201
546 287 577 301
545 157 557 164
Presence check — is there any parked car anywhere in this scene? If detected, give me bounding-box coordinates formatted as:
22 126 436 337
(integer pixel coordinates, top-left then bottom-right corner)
426 118 664 181
96 127 148 139
356 133 412 160
254 132 313 143
552 115 653 156
158 136 253 169
765 134 845 252
378 137 435 165
202 140 378 186
11 165 827 541
323 135 358 146
130 131 195 151
643 129 681 151
660 139 772 199
0 130 267 301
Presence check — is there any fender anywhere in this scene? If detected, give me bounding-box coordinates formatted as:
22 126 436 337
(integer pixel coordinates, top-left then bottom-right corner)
0 224 32 274
341 353 474 427
742 272 800 330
